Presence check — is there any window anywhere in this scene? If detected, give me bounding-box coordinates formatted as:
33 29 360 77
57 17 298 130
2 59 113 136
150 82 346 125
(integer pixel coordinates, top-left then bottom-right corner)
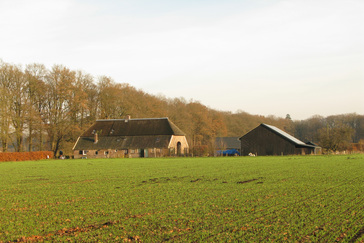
95 151 98 155
79 150 83 155
83 150 87 155
104 151 109 155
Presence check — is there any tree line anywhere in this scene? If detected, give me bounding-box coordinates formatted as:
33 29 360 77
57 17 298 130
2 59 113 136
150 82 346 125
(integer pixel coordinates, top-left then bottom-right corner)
1 60 363 156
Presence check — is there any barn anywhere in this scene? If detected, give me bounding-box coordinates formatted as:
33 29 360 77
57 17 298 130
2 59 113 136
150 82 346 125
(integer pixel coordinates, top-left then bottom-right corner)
239 123 320 156
73 117 189 158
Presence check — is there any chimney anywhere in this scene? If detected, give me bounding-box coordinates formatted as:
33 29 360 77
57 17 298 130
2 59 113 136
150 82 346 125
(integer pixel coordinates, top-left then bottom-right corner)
125 115 131 122
94 132 98 144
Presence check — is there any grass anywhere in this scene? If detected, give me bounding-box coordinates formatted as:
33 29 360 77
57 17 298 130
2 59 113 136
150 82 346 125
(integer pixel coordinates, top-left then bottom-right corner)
0 155 363 242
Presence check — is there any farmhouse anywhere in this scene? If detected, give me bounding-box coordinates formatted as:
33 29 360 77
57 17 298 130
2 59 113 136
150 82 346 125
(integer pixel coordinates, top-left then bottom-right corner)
73 117 189 158
239 123 321 156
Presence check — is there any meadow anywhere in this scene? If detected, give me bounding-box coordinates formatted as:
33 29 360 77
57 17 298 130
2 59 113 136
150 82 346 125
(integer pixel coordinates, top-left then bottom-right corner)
0 155 363 242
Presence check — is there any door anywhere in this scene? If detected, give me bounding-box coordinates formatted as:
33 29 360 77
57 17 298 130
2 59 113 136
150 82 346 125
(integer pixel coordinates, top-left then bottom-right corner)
140 149 148 158
177 142 182 156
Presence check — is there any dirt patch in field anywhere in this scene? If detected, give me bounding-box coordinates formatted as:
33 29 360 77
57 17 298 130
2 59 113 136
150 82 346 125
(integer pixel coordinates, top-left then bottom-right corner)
237 179 257 184
237 177 264 184
13 221 117 242
141 176 188 184
140 176 264 185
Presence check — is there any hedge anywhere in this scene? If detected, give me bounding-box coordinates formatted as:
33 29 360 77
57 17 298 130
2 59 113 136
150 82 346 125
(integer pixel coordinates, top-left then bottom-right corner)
0 151 54 162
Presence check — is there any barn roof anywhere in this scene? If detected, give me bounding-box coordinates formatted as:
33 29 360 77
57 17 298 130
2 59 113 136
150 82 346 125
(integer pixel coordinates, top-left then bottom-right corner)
80 117 186 137
73 117 186 150
73 135 172 150
240 123 315 148
261 124 308 146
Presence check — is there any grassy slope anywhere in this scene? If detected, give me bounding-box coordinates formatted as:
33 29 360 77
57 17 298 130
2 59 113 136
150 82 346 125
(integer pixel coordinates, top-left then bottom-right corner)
0 155 363 242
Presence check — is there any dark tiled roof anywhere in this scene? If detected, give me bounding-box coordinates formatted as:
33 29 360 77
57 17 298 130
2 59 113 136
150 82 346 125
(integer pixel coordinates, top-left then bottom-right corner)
73 135 172 150
215 137 241 149
81 118 186 137
74 118 186 150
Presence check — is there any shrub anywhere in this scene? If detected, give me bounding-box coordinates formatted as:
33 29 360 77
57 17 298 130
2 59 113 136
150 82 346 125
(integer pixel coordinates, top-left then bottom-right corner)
0 151 54 162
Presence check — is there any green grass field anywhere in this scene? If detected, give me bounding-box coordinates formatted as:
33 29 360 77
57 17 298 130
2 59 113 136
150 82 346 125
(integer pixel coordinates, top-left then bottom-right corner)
0 155 363 242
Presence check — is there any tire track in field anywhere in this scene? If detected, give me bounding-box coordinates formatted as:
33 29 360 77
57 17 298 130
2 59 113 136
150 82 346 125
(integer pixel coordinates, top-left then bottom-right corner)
300 196 363 243
302 176 363 242
11 175 362 242
8 178 256 242
314 190 364 243
12 221 116 242
193 175 364 242
121 174 362 242
349 226 364 243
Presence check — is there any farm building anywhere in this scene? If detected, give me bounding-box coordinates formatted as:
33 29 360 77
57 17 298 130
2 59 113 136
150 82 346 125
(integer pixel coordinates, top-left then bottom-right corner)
239 123 321 156
215 137 241 156
73 117 189 158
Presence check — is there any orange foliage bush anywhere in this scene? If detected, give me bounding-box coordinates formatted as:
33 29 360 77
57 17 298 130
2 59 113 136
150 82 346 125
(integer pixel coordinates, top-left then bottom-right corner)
193 145 209 157
0 151 53 162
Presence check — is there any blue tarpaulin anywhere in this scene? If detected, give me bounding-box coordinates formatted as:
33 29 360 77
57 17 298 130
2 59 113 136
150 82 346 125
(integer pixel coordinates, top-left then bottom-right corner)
217 149 240 156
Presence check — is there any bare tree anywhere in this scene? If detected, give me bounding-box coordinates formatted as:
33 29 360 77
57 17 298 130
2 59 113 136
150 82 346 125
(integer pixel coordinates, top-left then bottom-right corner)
0 63 29 152
74 71 96 129
0 62 12 152
44 65 76 157
25 63 48 151
97 76 127 119
9 64 28 152
318 123 354 152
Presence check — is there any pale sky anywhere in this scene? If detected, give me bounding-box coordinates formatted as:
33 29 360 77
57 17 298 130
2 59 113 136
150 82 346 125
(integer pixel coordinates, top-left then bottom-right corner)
1 0 363 120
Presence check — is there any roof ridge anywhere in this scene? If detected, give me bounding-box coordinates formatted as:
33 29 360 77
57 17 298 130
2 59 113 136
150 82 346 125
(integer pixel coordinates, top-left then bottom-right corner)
96 117 168 122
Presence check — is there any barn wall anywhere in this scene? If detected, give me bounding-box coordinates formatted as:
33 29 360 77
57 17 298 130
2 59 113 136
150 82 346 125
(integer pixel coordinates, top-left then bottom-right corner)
240 126 298 156
73 149 128 159
296 147 317 155
73 146 184 159
73 135 189 158
73 149 162 159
